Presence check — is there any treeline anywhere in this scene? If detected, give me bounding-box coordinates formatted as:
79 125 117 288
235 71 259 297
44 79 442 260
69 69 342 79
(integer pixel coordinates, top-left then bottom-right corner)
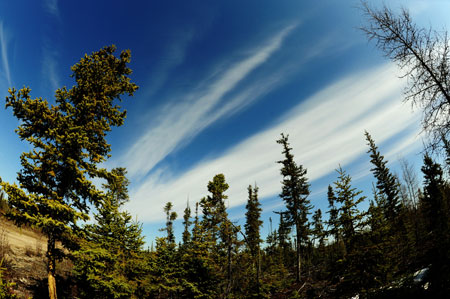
1 127 450 298
63 130 448 298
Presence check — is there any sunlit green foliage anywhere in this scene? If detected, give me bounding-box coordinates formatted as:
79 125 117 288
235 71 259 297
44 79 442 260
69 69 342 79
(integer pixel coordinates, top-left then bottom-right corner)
1 45 137 298
0 259 17 299
73 168 145 299
277 133 312 283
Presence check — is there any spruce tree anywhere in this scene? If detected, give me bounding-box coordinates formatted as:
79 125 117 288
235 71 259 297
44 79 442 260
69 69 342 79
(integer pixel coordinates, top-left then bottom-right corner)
0 45 137 299
311 209 325 250
162 202 178 246
244 184 263 292
331 167 367 296
245 185 262 258
185 202 219 298
151 237 182 297
420 155 450 295
73 168 145 299
200 174 229 244
182 201 192 246
277 133 312 283
365 132 409 288
198 174 234 296
274 211 291 252
333 167 365 249
325 185 347 286
311 208 326 278
265 217 277 257
367 184 389 246
148 202 182 298
326 185 340 243
365 131 401 223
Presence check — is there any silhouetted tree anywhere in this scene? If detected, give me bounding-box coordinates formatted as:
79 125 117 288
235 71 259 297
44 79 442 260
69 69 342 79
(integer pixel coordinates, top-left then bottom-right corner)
361 2 450 148
420 155 450 295
365 131 401 223
277 133 312 283
245 184 263 293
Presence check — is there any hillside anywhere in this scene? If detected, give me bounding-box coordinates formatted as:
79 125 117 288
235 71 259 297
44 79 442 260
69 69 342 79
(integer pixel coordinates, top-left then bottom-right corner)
0 218 72 298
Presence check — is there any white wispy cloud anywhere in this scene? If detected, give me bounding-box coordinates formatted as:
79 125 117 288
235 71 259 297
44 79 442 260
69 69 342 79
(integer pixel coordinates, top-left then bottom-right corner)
44 0 59 18
126 63 422 222
42 44 60 93
122 24 297 178
0 22 12 88
143 29 195 98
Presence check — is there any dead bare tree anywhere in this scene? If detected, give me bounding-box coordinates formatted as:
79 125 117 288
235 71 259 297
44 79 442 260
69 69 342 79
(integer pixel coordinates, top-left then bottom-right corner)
361 2 450 149
399 158 420 209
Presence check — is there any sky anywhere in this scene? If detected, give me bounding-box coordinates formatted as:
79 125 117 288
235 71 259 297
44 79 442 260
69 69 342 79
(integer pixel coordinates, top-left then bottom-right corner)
0 0 449 244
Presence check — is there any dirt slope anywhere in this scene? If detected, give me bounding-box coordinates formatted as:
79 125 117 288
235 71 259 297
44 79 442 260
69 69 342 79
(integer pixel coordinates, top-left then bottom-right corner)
0 218 48 297
0 219 47 253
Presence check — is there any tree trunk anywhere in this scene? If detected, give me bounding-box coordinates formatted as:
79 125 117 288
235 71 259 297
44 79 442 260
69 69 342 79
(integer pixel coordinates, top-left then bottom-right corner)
48 271 57 299
227 242 232 297
47 236 57 299
256 248 261 293
296 224 301 283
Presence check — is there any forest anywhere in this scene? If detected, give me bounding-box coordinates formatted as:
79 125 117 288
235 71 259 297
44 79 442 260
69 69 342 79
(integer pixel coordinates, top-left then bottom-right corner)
0 3 450 299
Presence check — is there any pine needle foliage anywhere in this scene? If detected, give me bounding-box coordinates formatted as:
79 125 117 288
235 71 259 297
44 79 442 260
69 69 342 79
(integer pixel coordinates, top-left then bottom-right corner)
0 259 17 299
244 184 263 295
245 184 262 259
333 167 365 249
73 168 145 299
365 131 400 223
0 45 138 298
277 133 312 283
420 155 450 295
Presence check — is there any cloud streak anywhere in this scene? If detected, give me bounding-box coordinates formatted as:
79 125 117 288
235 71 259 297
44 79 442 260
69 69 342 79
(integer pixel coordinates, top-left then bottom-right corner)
0 22 11 88
126 64 422 222
122 24 297 178
143 29 195 98
42 42 60 93
44 0 59 18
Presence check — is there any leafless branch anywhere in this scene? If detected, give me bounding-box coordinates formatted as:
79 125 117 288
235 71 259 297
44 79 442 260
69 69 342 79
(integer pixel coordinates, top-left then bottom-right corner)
361 1 450 149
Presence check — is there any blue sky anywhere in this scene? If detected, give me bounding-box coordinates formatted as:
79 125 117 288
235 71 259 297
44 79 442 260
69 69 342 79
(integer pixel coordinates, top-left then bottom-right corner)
0 0 449 244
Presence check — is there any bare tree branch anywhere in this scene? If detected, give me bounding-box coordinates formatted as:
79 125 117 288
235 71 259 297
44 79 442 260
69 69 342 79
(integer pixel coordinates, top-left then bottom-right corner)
361 2 450 149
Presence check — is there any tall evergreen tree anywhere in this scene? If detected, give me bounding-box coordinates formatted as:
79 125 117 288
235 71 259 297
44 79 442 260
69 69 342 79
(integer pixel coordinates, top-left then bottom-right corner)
326 185 340 244
147 202 182 298
244 184 263 292
179 202 219 298
333 167 365 249
245 185 262 257
162 202 178 246
200 174 229 244
182 201 192 246
311 209 325 249
265 217 278 257
331 167 369 296
365 131 401 222
277 133 312 283
367 184 388 240
274 211 291 253
420 155 450 295
199 174 237 296
0 45 138 299
365 133 412 289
